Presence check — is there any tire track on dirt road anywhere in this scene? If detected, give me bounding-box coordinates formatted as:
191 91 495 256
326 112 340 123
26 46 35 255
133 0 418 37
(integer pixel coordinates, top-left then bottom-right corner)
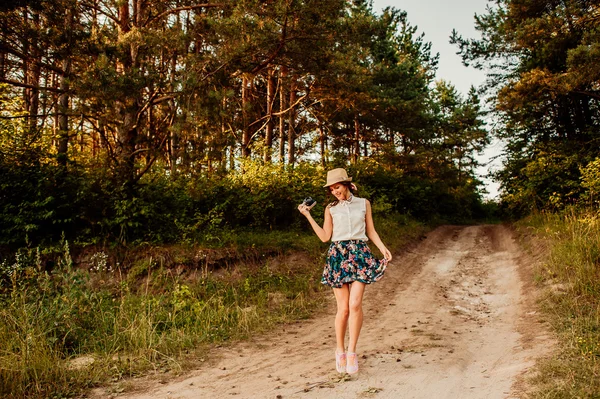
94 225 552 399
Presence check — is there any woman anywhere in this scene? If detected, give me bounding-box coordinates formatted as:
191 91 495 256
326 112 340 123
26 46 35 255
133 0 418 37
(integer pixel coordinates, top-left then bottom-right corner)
298 168 392 375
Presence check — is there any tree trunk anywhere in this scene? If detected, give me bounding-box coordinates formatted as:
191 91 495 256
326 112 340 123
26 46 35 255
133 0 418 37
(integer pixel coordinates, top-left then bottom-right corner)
0 13 5 79
402 135 409 156
168 52 179 176
23 10 41 133
319 122 326 167
38 68 50 132
98 118 110 169
229 145 235 170
352 116 360 164
56 57 71 166
0 26 5 79
278 66 287 163
264 66 275 162
287 77 296 166
241 75 251 157
220 96 228 171
115 0 139 188
116 111 138 187
118 1 130 39
133 0 141 25
57 6 75 167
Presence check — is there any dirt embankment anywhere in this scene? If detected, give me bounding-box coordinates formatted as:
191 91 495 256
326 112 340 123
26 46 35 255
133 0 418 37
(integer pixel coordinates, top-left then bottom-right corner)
92 225 553 399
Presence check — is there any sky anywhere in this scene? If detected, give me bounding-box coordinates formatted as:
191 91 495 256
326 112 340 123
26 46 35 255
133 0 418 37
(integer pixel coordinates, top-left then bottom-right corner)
372 0 503 199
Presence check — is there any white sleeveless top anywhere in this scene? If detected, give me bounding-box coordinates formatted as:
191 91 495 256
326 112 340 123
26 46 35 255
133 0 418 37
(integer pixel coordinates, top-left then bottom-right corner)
329 196 368 242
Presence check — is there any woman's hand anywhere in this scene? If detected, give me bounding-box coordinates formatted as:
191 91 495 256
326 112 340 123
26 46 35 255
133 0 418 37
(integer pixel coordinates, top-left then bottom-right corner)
382 247 393 261
297 203 311 217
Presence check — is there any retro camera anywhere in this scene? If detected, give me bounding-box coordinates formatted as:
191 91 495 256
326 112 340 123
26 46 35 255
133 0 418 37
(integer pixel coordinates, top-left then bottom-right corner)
302 197 317 209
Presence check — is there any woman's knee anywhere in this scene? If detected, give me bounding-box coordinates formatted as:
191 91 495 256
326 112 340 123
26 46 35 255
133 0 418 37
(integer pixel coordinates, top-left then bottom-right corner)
337 305 349 318
349 299 362 314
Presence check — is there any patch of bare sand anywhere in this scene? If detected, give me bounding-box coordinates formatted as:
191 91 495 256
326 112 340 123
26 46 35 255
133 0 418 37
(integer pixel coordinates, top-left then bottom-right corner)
91 225 553 399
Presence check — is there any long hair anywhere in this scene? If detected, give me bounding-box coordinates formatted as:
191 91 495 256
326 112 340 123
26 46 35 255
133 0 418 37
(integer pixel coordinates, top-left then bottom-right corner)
326 181 356 207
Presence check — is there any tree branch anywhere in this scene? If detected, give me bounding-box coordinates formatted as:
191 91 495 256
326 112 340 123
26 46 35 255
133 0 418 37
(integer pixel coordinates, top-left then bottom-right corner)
574 90 600 100
0 42 65 75
133 113 175 183
247 83 313 129
82 115 118 165
152 94 176 105
78 0 120 25
250 13 288 75
0 77 64 92
144 4 224 27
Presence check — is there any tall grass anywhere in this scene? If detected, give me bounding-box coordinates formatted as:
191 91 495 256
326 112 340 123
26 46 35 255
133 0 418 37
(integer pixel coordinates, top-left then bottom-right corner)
0 240 323 398
519 210 600 398
0 216 427 398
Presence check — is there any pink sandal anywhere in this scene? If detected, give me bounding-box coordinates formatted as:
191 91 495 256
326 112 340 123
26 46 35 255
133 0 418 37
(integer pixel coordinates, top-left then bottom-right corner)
335 351 347 373
346 352 359 374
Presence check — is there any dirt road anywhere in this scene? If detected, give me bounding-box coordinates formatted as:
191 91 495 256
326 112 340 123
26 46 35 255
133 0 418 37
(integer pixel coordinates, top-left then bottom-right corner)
103 225 551 399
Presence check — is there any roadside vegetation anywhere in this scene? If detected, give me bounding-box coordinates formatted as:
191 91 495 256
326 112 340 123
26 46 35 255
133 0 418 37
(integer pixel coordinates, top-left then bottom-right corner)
0 210 427 399
518 210 600 398
0 232 326 398
0 162 431 398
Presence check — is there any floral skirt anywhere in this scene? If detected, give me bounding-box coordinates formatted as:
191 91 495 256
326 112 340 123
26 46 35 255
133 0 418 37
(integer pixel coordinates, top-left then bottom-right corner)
321 240 388 288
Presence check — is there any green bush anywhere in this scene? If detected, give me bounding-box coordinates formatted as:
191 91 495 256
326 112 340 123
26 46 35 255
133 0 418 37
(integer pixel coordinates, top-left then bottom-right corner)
497 143 590 217
0 156 489 250
580 158 600 205
346 160 486 222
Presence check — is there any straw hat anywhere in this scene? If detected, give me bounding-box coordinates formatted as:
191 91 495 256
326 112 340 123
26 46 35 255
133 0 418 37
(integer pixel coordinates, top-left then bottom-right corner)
323 168 353 187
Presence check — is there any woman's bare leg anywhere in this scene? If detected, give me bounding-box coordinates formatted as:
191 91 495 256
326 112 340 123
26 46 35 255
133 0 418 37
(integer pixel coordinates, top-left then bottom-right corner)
347 282 366 353
332 285 350 353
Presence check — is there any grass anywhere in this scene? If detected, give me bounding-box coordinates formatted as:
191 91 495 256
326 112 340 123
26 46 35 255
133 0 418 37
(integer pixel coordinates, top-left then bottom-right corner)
517 209 600 398
0 240 323 398
0 213 427 398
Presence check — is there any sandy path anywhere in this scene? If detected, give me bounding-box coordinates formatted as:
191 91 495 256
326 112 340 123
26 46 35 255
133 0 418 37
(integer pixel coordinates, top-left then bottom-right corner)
97 225 551 399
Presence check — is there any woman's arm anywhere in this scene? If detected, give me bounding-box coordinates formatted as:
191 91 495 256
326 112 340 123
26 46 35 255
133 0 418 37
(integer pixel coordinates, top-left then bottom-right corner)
365 200 393 261
298 203 333 242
